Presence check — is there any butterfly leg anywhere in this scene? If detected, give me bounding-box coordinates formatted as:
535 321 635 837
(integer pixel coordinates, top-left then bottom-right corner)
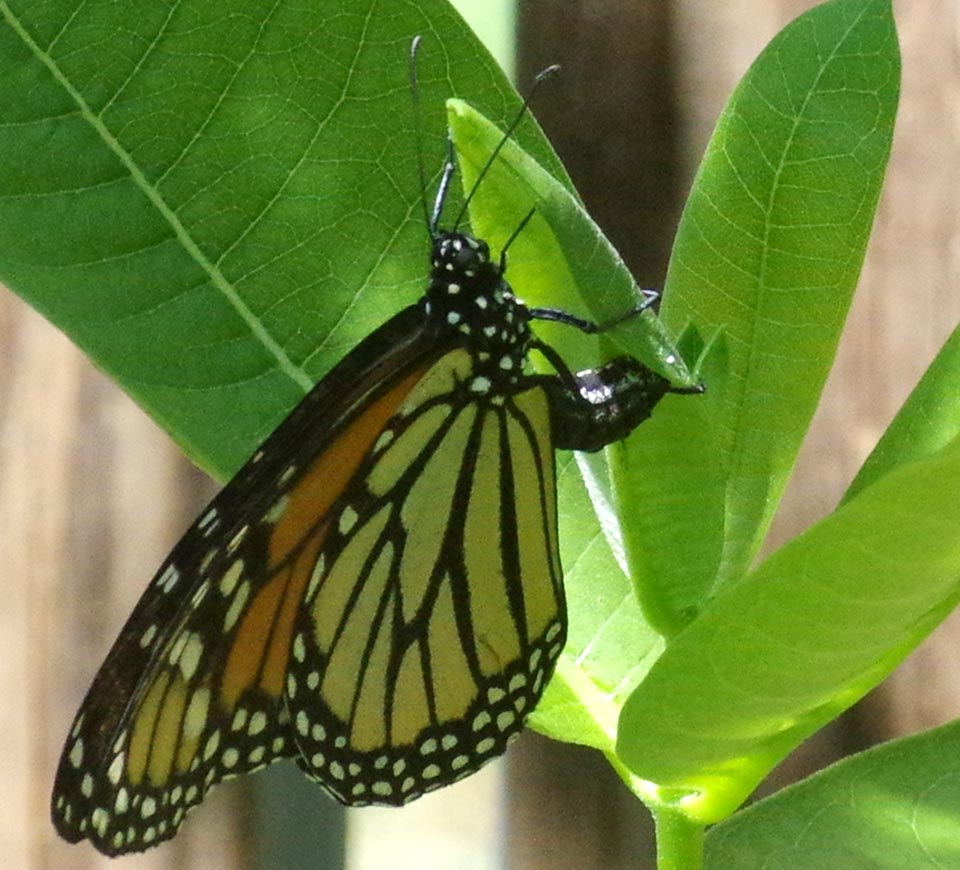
528 287 660 334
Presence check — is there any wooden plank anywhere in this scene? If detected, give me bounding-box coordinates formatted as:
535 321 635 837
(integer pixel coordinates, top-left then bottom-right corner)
1 293 249 869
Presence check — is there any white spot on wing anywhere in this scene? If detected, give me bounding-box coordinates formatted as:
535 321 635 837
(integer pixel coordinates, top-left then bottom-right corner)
227 525 250 554
69 738 83 768
220 559 244 596
198 508 219 535
223 581 250 632
107 752 125 785
158 564 180 594
265 495 289 524
179 633 203 680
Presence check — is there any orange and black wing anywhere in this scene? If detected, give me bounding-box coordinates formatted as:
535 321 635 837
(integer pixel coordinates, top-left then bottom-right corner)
50 304 442 855
51 316 574 856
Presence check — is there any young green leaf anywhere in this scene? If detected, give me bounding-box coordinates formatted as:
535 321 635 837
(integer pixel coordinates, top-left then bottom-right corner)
446 98 696 384
705 720 960 869
618 430 960 824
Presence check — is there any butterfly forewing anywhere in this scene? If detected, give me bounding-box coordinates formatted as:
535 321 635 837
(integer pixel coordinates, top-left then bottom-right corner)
285 349 565 804
51 308 439 855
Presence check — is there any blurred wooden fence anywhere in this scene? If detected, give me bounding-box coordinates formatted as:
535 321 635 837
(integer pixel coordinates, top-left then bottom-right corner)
3 1 957 867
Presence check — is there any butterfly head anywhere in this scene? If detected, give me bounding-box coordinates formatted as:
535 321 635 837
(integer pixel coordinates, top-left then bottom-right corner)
425 230 532 391
429 231 497 283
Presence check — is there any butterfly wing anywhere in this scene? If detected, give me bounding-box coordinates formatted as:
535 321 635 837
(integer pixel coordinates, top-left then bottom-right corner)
51 304 442 855
284 348 566 804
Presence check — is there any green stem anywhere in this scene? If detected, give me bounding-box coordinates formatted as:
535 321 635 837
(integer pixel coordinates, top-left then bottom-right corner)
652 807 704 870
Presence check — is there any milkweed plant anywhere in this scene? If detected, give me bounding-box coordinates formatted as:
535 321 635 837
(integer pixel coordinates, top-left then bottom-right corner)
2 0 957 867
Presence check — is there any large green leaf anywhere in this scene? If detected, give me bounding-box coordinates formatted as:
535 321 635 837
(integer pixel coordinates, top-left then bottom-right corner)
705 720 960 869
617 430 960 823
644 0 900 622
0 0 564 480
1 0 702 788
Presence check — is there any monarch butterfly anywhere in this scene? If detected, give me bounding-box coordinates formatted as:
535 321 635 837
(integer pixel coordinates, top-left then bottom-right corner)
51 43 698 857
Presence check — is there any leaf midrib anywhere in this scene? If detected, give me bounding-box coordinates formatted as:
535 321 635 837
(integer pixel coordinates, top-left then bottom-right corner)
1 1 314 392
721 3 874 578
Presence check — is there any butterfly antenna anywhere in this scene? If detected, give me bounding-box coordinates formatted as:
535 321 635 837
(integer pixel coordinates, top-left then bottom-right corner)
430 138 457 236
453 63 560 231
409 36 459 238
409 36 434 238
497 207 537 270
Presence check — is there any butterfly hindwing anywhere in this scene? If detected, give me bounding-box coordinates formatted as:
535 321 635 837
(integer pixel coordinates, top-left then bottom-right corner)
285 349 565 804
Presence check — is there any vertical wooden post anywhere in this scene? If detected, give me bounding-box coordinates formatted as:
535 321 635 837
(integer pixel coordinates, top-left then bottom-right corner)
510 3 678 867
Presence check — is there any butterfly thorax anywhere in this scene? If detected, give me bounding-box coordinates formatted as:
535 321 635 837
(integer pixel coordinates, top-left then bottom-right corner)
425 230 531 395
